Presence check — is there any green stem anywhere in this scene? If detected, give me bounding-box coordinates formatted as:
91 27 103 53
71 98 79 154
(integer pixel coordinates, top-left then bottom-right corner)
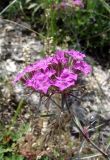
10 98 24 128
46 1 57 51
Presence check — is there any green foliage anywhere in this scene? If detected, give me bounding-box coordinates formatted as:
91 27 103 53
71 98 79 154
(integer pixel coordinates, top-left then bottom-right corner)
56 0 110 49
39 156 50 160
0 123 30 160
0 152 24 160
3 0 109 54
2 0 25 18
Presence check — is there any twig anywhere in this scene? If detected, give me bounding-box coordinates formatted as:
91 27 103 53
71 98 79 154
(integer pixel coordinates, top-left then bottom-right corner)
49 97 61 109
99 0 110 13
92 72 106 97
65 98 109 159
0 17 45 39
68 93 83 102
79 140 86 154
75 153 103 160
77 140 86 159
9 98 24 129
72 115 109 159
0 0 17 15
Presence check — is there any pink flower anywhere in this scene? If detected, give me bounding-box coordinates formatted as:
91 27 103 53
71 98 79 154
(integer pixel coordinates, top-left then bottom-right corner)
54 69 77 91
26 73 52 94
58 2 68 9
53 50 67 64
25 70 55 94
13 56 53 83
65 49 85 60
74 60 92 75
54 0 84 10
14 49 91 94
72 0 84 7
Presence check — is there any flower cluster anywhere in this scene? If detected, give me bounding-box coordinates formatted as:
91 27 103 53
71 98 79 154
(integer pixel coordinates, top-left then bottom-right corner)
14 49 91 94
72 0 84 7
54 0 84 9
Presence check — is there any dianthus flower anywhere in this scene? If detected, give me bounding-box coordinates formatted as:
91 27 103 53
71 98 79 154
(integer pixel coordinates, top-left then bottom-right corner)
65 49 85 60
72 0 84 7
54 0 84 9
54 68 78 91
14 49 91 95
25 72 53 94
74 60 92 75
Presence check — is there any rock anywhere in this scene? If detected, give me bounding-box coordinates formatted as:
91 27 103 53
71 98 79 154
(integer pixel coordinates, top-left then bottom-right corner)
82 66 110 119
5 59 17 72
